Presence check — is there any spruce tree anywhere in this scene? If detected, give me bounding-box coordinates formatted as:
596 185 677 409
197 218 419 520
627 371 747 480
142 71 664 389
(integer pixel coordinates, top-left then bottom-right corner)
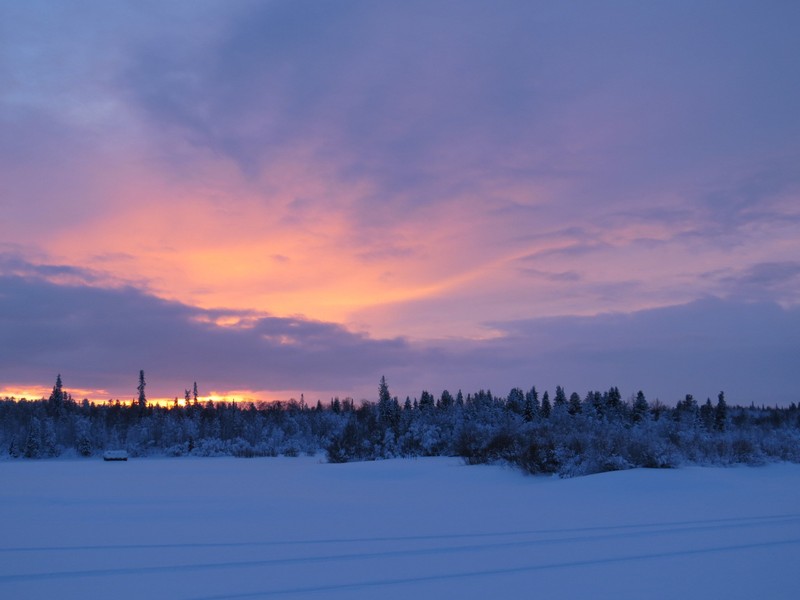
700 398 714 430
568 392 582 415
24 417 42 458
377 376 400 431
524 386 539 422
507 388 525 415
378 376 391 418
48 374 65 412
540 391 551 418
419 390 435 411
554 386 567 408
632 390 649 422
715 391 728 431
137 370 147 407
439 390 454 410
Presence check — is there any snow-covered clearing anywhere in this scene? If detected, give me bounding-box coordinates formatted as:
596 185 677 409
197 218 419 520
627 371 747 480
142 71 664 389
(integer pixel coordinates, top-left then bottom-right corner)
2 457 799 599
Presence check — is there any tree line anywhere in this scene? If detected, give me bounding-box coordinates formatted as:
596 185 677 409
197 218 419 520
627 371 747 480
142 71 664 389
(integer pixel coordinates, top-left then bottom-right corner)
2 374 799 477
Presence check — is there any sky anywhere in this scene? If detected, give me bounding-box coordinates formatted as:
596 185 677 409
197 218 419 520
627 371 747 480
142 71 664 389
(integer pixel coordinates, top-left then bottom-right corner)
1 0 799 406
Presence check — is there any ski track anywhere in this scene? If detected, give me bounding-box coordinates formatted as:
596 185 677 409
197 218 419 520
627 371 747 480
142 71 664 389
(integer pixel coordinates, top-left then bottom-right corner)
2 512 797 554
180 538 800 600
2 513 799 590
4 460 800 599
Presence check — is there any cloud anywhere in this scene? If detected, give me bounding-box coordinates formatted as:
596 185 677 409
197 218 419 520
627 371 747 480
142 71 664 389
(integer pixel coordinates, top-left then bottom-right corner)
733 262 800 288
348 298 800 408
468 298 800 406
1 257 798 405
0 263 416 399
711 261 800 304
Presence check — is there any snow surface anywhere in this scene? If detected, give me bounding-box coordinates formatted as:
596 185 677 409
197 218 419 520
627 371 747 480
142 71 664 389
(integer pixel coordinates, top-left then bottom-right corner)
2 457 799 599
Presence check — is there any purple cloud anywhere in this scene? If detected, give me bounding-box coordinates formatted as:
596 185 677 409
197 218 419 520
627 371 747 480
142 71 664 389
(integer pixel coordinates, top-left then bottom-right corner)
0 262 415 399
2 258 798 405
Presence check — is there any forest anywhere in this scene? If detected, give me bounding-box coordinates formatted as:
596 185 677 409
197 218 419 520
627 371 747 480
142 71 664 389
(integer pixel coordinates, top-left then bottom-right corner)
2 374 799 478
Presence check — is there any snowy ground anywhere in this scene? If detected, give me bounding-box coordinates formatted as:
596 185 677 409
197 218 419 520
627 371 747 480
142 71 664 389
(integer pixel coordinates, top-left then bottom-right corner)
2 457 799 599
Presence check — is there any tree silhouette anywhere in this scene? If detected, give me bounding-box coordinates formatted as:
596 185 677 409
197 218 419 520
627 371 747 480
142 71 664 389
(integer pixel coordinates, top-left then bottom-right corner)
137 370 146 407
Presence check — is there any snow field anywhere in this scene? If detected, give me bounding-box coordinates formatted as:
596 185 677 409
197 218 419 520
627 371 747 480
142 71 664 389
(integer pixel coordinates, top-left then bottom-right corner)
2 457 800 599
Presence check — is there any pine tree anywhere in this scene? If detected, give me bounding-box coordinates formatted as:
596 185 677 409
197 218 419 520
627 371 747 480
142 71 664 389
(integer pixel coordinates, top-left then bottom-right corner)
48 374 65 412
605 386 622 414
8 437 21 458
75 416 92 457
377 376 400 430
554 386 567 408
632 390 649 422
419 390 435 411
42 418 58 457
439 390 454 410
715 391 728 431
378 376 391 405
507 388 525 415
568 392 582 415
524 386 539 422
700 398 714 430
137 370 147 407
540 391 551 418
24 417 42 458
